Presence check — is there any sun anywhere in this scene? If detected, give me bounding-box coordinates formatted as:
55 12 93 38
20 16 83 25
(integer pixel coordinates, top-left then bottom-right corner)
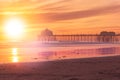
4 17 25 38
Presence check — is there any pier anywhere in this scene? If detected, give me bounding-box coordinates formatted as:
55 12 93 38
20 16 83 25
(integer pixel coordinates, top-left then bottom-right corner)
38 29 120 43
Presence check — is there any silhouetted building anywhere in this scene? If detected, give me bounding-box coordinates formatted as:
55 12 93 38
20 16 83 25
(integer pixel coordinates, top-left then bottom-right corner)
100 31 115 36
41 29 53 36
98 31 116 42
38 29 55 41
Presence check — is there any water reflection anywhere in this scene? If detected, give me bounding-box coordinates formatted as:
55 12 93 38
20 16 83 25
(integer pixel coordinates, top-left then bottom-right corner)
12 56 19 62
0 45 120 63
38 47 120 60
12 48 19 62
97 47 116 54
12 48 18 55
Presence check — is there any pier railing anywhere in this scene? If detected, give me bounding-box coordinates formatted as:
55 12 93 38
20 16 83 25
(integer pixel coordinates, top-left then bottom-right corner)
38 34 120 43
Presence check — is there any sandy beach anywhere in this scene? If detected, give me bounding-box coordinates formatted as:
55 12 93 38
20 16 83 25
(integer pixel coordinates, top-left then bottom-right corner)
0 56 120 80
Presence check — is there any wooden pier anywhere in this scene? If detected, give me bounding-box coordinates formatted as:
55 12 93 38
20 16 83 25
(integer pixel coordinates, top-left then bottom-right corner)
38 34 120 43
38 29 120 43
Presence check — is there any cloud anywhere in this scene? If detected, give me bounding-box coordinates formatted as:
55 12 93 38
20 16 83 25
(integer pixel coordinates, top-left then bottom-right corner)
22 4 120 23
0 0 68 11
39 5 120 22
1 1 120 23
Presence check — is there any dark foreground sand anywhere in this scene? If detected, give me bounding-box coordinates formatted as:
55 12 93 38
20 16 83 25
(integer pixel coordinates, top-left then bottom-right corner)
0 56 120 80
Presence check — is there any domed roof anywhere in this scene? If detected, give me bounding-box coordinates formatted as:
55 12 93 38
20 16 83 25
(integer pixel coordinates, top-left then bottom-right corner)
41 29 53 36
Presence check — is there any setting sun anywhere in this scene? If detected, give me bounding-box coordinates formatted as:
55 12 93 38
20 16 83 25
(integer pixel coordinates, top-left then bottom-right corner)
4 17 25 38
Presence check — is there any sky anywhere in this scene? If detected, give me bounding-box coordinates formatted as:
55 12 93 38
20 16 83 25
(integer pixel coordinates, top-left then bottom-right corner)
0 0 120 41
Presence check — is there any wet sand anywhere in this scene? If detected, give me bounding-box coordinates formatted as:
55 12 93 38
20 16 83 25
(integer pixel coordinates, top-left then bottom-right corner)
0 56 120 80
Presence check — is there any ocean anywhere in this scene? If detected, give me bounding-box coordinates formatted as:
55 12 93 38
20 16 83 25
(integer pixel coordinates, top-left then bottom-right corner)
0 43 120 63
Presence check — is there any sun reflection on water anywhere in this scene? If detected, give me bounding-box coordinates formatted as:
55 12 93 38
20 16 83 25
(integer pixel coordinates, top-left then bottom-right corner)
12 48 19 62
12 48 17 55
12 56 19 62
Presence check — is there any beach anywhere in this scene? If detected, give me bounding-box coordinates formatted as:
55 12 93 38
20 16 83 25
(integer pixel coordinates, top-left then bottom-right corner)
0 0 120 80
0 55 120 80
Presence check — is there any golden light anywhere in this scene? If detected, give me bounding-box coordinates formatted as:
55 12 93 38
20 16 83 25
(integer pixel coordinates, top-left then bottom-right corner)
12 48 19 63
12 48 18 55
12 56 19 62
4 17 25 38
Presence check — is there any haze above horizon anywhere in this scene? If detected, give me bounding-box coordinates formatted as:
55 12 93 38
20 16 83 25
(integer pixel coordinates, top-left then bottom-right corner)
0 0 120 41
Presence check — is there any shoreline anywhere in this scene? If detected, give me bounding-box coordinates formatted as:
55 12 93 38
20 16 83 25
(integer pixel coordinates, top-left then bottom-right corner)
0 55 120 80
0 42 120 48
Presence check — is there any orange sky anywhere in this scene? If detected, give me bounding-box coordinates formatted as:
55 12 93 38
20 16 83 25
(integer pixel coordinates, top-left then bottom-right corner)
0 0 120 41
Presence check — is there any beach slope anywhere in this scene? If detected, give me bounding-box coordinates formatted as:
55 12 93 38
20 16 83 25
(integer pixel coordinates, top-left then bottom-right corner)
0 56 120 80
